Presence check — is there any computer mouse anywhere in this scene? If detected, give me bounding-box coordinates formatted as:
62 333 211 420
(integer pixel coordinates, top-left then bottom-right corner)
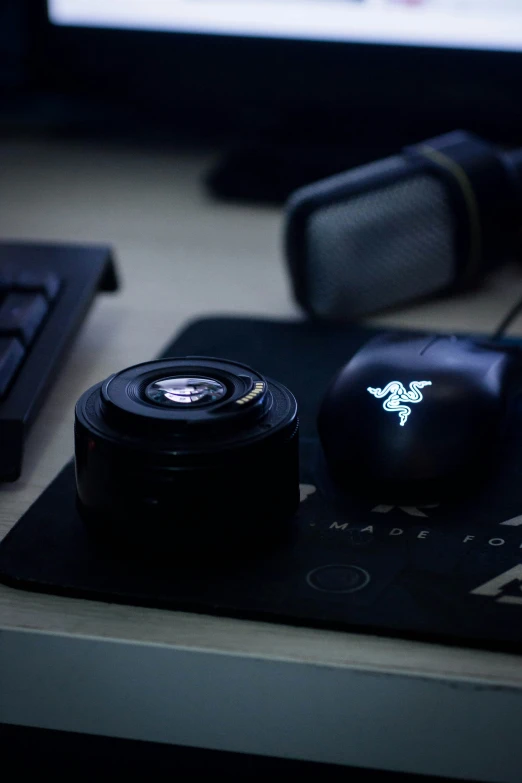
317 332 519 504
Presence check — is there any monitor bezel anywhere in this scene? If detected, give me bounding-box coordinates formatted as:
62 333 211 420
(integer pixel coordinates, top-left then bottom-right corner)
32 1 522 143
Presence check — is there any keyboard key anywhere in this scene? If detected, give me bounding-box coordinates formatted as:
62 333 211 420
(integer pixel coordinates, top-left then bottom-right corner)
0 337 25 398
13 270 61 301
0 293 49 346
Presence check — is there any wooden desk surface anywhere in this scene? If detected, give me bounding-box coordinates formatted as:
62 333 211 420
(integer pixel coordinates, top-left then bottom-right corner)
1 138 522 780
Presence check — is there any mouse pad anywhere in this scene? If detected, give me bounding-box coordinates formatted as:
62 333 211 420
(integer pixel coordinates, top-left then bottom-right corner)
2 316 522 653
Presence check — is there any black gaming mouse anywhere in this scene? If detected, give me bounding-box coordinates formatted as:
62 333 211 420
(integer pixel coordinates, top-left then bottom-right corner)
317 332 519 504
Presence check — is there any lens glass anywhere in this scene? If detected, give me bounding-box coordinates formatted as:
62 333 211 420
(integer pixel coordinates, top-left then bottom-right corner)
145 376 227 407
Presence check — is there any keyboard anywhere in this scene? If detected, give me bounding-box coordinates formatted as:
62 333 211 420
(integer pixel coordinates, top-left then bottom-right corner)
0 241 118 481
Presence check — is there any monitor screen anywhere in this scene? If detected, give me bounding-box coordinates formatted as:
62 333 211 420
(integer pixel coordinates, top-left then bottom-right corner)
48 0 522 53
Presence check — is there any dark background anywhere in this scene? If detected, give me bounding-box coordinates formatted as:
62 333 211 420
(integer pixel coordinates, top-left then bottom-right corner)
2 1 522 201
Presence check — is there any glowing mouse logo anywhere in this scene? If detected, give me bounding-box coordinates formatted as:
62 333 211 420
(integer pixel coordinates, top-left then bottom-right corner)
367 381 432 426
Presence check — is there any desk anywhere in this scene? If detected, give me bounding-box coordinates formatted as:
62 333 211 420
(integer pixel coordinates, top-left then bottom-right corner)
1 138 522 781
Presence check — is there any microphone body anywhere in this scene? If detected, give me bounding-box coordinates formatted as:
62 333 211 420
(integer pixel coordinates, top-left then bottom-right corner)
285 131 522 320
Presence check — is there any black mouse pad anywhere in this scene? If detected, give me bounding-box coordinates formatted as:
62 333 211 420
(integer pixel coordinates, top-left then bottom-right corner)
2 316 522 653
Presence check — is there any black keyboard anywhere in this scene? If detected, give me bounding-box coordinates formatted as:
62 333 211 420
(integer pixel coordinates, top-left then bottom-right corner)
0 241 118 481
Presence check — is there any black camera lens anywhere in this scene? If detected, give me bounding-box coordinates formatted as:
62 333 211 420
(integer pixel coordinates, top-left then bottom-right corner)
75 357 299 552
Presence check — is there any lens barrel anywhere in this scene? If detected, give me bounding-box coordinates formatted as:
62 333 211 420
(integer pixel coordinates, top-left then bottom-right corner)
75 357 299 552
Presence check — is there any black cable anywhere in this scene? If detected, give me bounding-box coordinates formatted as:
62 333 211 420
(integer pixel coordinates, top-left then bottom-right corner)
492 292 522 339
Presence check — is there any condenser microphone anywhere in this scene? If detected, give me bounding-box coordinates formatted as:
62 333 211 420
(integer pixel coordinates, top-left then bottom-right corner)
285 131 522 321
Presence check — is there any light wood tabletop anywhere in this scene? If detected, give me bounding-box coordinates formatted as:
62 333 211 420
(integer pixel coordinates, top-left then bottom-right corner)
1 137 522 781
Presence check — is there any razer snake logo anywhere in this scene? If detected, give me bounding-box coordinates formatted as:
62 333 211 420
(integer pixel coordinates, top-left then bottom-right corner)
367 380 432 426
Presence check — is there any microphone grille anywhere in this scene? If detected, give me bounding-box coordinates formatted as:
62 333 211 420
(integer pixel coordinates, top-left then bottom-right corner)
303 171 455 319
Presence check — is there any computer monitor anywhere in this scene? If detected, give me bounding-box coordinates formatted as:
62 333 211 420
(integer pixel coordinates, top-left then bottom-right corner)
37 1 522 199
47 1 522 53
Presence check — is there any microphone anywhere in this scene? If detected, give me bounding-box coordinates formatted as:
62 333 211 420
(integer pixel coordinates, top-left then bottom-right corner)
284 131 522 321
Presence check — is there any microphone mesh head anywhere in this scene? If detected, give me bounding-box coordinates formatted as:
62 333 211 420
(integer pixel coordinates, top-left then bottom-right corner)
303 168 455 319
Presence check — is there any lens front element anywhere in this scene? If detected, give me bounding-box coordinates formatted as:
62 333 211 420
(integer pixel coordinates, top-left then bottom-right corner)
145 376 227 406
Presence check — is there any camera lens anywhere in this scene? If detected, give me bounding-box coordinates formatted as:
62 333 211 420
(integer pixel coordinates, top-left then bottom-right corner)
75 357 299 553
